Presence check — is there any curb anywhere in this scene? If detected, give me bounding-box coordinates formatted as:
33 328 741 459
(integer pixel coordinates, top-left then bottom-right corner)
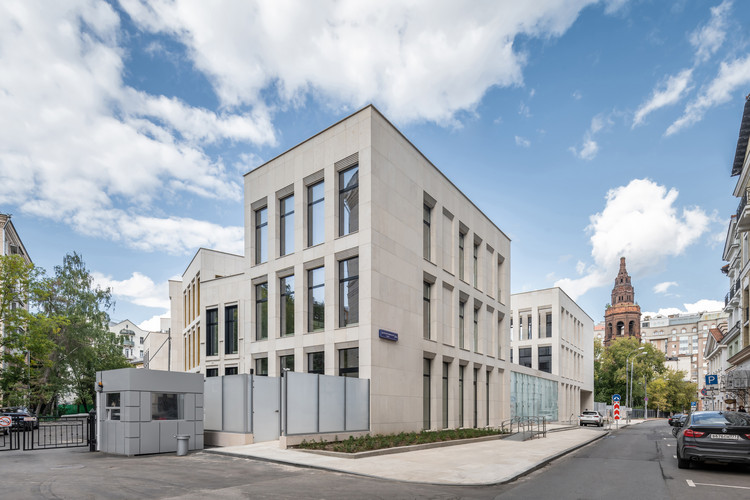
203 430 610 487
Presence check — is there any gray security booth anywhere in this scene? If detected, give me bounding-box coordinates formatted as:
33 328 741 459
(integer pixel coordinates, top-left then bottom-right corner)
96 368 204 456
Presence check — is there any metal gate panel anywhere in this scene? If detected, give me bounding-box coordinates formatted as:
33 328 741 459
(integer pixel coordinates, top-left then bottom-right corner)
252 376 280 442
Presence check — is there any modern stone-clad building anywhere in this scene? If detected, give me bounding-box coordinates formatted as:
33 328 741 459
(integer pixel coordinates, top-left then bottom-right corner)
510 288 595 420
170 106 513 434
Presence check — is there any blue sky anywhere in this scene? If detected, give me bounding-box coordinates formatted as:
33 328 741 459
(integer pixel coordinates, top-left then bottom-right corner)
2 0 749 329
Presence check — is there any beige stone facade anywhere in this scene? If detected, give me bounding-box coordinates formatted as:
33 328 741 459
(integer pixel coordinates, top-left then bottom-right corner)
169 106 512 434
510 288 595 418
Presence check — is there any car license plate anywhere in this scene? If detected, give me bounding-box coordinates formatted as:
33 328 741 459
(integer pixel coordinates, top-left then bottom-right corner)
709 434 740 440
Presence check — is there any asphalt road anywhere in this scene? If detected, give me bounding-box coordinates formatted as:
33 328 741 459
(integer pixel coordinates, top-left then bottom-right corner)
0 420 747 499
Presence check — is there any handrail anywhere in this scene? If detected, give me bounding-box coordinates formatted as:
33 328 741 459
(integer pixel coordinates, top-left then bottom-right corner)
500 416 547 440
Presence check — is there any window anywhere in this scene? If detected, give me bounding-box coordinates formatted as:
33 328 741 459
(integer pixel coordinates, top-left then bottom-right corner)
307 352 324 374
206 308 218 357
280 354 295 373
308 181 324 247
473 368 478 428
339 257 359 327
307 267 325 332
538 346 552 373
473 307 479 353
206 368 218 377
459 300 466 349
527 314 532 340
458 232 465 280
255 357 268 376
225 366 238 376
519 347 532 368
255 207 268 264
458 365 465 427
151 393 184 420
473 243 479 287
140 337 144 345
519 315 523 339
423 204 432 261
339 165 359 236
224 305 238 354
255 283 268 340
280 275 295 336
280 194 295 255
442 362 449 429
106 393 120 421
545 313 552 338
423 282 432 339
339 347 359 377
423 358 431 430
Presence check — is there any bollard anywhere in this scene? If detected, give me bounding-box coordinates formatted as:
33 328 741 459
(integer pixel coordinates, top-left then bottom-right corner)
175 434 190 456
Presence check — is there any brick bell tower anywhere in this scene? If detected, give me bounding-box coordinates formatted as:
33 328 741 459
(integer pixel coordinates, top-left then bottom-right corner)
604 257 641 347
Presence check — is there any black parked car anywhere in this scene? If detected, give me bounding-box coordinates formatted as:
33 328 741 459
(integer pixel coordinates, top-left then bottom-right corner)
668 413 683 426
0 407 38 433
675 411 750 469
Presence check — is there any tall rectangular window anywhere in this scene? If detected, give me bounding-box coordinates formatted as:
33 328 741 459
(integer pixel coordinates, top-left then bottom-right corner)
486 371 490 426
459 365 465 427
224 305 238 354
280 276 295 336
473 307 479 353
473 243 479 288
225 366 238 376
307 352 324 374
473 368 478 428
545 312 552 338
307 181 324 247
206 308 218 357
280 354 295 373
280 194 295 256
538 346 552 373
255 357 268 376
459 300 466 349
423 282 432 339
527 314 532 340
308 267 325 332
519 347 532 368
255 207 268 264
423 358 431 430
339 257 359 327
458 232 465 280
442 362 449 429
339 347 358 377
255 283 268 340
339 166 358 236
423 204 432 261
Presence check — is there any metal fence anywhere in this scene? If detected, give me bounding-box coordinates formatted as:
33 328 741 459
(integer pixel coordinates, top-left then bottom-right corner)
0 414 94 452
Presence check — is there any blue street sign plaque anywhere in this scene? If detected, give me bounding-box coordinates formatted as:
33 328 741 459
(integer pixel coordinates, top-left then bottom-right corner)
705 374 718 385
378 329 398 342
612 394 621 402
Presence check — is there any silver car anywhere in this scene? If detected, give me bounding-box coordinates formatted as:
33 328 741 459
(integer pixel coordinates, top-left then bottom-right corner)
579 410 604 427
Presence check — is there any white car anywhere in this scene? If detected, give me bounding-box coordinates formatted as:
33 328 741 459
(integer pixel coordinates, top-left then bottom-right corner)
579 410 604 427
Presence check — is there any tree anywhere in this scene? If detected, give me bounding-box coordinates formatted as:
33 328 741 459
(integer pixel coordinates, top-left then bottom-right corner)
594 337 665 405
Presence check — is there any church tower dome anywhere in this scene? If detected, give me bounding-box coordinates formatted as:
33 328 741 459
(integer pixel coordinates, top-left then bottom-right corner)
604 257 641 346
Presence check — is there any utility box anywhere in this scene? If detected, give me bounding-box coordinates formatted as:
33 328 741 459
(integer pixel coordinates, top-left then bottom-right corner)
95 368 204 456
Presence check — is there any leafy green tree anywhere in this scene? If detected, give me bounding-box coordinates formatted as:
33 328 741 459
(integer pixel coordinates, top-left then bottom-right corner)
594 337 665 404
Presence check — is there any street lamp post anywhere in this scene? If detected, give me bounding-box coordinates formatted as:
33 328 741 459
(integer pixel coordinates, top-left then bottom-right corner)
626 347 645 409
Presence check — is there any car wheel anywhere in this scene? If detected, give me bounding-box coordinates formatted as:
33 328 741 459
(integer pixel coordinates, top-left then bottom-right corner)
676 449 690 470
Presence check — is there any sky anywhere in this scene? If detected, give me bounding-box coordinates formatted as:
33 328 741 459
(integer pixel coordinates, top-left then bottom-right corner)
2 0 749 330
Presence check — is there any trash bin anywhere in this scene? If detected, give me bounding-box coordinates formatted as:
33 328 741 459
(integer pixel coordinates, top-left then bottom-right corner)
175 434 190 456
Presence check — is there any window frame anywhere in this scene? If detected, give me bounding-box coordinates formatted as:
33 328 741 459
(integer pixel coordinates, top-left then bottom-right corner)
255 283 268 340
206 308 218 357
280 275 295 336
308 267 325 332
338 257 359 327
338 165 359 236
224 304 238 355
307 181 325 247
279 194 295 256
254 206 268 264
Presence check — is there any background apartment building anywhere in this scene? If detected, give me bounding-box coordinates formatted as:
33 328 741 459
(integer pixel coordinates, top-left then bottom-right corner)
169 106 512 434
640 311 728 386
510 288 594 421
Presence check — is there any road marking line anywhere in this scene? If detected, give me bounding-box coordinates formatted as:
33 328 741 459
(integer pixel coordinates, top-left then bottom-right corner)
686 480 695 487
666 444 671 447
673 455 677 459
690 482 750 490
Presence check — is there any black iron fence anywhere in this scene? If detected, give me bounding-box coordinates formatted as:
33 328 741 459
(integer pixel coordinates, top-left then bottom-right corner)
0 412 95 452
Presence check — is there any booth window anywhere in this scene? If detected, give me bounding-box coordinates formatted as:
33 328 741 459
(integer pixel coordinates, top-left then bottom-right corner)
151 393 184 420
106 393 121 421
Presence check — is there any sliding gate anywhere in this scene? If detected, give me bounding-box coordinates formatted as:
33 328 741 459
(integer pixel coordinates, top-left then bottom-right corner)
0 413 95 452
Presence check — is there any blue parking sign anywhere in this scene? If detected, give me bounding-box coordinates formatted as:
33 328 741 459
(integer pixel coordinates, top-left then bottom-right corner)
705 374 718 385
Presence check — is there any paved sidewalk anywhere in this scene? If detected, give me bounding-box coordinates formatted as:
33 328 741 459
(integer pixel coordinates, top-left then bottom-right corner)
205 420 644 486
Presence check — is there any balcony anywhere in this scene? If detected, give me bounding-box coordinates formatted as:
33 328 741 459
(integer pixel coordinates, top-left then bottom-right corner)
121 339 135 347
737 189 750 231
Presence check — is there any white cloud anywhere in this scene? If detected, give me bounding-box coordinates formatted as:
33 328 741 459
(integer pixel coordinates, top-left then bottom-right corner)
666 53 750 136
572 90 583 100
576 261 587 275
138 312 170 332
0 1 273 255
643 299 725 317
92 271 170 309
515 135 531 148
118 0 611 125
570 113 613 160
554 179 710 299
653 281 678 294
632 69 693 127
690 0 732 64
